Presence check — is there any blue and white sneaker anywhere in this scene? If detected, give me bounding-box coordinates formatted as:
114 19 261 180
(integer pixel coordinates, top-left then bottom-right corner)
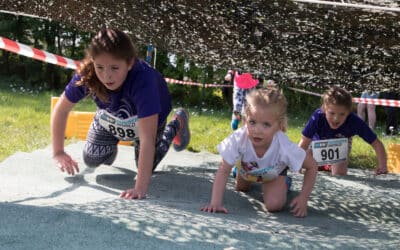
232 166 237 178
231 118 240 130
172 108 191 151
285 176 292 192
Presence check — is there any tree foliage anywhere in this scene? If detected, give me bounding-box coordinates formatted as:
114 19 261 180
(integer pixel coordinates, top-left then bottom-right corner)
0 12 228 107
0 0 399 93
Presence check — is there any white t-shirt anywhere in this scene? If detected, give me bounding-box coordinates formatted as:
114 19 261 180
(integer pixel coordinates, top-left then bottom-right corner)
217 127 306 182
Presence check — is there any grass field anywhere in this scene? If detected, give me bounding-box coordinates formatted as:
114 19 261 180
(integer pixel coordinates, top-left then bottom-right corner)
0 87 398 171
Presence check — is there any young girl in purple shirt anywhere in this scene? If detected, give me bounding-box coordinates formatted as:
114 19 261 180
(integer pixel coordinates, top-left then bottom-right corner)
51 28 190 199
299 86 387 176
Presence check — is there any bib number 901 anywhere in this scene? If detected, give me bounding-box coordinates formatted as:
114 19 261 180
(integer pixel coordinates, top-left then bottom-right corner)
312 138 348 166
321 148 339 161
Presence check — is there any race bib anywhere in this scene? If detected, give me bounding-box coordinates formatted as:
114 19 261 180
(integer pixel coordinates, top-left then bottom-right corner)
98 110 139 141
312 138 348 166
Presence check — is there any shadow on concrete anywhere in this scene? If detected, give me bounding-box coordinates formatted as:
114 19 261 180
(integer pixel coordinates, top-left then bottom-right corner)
1 143 400 249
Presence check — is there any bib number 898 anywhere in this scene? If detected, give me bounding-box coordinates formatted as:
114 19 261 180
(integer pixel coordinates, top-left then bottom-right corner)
321 148 339 161
109 124 136 139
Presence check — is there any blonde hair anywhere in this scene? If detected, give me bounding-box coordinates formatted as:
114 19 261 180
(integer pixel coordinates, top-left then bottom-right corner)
244 88 288 131
322 86 352 111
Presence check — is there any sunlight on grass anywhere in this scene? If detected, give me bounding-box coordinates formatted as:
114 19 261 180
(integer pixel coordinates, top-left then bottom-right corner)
170 108 231 154
1 88 399 172
0 90 52 161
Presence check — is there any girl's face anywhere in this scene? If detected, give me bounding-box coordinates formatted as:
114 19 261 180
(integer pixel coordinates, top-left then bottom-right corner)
93 53 134 91
324 104 350 129
245 105 282 152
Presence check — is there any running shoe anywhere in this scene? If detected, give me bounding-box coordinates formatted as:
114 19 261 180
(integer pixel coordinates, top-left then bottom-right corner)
318 164 332 172
286 176 292 192
172 108 191 151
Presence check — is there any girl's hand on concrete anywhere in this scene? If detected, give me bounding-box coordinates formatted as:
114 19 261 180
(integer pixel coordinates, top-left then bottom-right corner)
290 195 308 218
374 166 388 175
120 188 147 200
53 152 79 175
200 204 228 214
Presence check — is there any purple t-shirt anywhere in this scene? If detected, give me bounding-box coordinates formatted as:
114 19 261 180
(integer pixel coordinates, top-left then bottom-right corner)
64 59 172 127
302 108 377 144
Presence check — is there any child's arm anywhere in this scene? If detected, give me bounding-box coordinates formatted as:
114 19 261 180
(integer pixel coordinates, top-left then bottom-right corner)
120 114 158 199
201 159 232 213
298 135 312 151
290 151 317 217
370 138 388 175
51 93 79 175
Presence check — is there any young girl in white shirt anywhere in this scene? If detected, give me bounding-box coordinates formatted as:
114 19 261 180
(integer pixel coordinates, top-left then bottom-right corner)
201 88 317 217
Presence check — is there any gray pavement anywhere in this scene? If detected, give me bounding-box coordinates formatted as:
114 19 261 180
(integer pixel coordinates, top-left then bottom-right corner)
1 141 400 249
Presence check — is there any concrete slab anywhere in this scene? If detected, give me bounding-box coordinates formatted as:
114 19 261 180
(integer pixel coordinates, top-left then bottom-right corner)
1 142 400 249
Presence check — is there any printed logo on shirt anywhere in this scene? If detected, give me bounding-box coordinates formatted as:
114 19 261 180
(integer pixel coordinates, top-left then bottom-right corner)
239 161 283 182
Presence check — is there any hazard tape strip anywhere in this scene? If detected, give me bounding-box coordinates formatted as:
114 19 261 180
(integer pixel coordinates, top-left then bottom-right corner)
3 36 399 99
1 36 232 88
165 78 232 88
0 36 80 70
353 97 400 107
288 87 400 108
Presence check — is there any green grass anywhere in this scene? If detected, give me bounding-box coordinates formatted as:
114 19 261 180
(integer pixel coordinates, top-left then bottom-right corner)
0 89 52 160
176 108 232 153
1 88 399 171
0 88 96 161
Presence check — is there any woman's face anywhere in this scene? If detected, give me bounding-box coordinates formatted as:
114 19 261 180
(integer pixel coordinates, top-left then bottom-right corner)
324 104 350 129
93 53 134 91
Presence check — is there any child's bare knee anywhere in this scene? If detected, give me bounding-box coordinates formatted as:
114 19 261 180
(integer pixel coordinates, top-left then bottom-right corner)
264 199 285 212
235 175 251 192
331 162 348 176
235 186 250 192
331 167 347 176
332 170 347 176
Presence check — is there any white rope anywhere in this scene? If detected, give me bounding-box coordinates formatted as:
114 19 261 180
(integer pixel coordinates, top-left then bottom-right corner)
288 86 400 107
0 10 50 19
292 0 400 12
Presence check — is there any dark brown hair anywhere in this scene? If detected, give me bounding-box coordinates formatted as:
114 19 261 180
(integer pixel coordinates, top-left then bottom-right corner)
76 28 138 102
322 86 353 111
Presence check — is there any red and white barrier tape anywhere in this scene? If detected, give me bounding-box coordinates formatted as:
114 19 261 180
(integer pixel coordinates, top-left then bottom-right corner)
2 36 399 101
0 36 80 70
288 87 400 108
353 97 400 107
0 36 233 88
164 78 232 88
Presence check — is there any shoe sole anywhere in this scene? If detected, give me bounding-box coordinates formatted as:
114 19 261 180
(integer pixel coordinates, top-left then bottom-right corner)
173 108 190 151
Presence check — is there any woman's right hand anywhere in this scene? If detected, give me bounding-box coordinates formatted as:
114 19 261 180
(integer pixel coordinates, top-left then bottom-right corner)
53 151 79 175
